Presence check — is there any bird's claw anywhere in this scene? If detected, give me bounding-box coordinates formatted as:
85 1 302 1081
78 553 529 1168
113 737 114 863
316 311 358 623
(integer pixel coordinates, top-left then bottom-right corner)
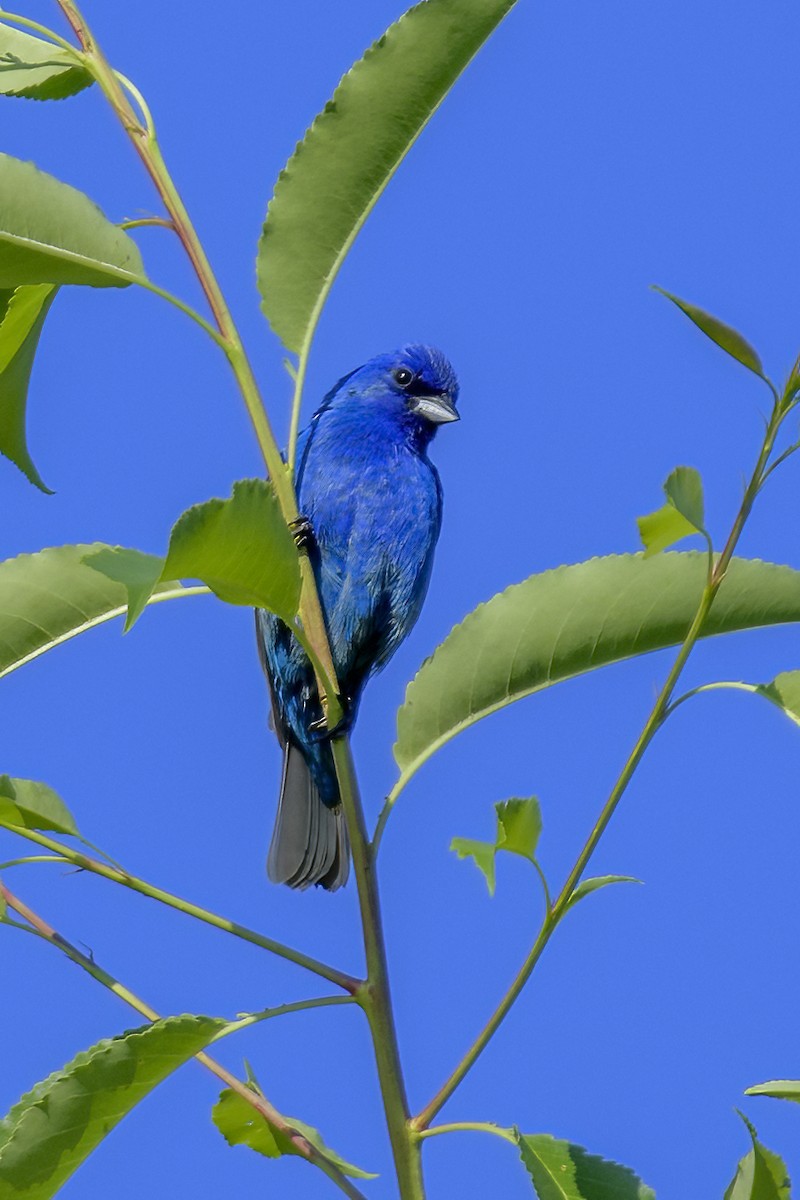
308 698 353 742
289 515 316 552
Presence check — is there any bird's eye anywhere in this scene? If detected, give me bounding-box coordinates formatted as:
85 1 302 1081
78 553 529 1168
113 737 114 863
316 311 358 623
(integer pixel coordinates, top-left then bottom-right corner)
393 367 414 387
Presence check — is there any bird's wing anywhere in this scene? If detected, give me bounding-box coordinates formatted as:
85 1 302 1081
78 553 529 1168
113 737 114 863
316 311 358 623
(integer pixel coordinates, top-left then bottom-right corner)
254 609 287 745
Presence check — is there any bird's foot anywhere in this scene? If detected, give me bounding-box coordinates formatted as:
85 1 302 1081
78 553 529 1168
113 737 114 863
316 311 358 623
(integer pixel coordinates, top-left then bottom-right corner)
289 515 316 553
308 697 354 742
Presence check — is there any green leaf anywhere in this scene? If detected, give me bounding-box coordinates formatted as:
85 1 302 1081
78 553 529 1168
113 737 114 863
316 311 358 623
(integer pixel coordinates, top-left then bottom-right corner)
258 0 517 354
724 1115 790 1200
450 837 496 895
212 1089 377 1179
637 504 699 558
652 286 764 378
664 466 704 530
0 1015 227 1199
394 553 800 786
565 876 641 912
0 24 93 100
496 797 542 860
0 284 57 491
0 543 195 680
80 547 166 632
755 672 800 727
745 1080 800 1102
516 1131 655 1199
782 363 800 408
161 479 300 621
637 466 706 558
451 797 541 894
0 775 77 835
0 154 145 288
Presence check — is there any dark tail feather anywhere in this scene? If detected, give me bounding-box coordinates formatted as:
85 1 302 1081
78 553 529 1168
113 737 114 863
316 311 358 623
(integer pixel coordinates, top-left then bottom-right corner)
267 743 350 891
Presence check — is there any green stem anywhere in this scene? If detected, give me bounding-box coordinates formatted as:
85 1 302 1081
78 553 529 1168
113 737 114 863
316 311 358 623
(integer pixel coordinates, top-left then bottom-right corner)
413 401 787 1131
243 994 357 1022
287 349 310 473
416 1122 516 1146
50 9 419 1194
2 823 358 993
0 882 367 1200
331 739 425 1199
136 277 226 346
531 859 552 912
119 217 177 233
53 0 342 711
665 679 760 719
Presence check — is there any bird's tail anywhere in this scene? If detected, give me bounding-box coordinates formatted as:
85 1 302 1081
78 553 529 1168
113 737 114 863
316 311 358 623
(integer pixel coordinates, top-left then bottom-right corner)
267 742 350 890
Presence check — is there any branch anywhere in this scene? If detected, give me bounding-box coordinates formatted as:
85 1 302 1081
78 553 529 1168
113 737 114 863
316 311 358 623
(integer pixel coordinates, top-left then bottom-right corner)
0 882 367 1200
52 0 341 714
2 822 358 993
47 5 415 1192
413 393 790 1130
330 740 425 1198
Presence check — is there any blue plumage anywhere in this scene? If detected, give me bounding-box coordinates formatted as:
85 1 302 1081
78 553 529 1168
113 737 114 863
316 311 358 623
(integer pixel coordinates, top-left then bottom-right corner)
256 344 459 890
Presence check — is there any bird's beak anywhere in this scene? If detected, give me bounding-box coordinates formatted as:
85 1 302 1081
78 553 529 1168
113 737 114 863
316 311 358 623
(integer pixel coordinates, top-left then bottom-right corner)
410 393 460 424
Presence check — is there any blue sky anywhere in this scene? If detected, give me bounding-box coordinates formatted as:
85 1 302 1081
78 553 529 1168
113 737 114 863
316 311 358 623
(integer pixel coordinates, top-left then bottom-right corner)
3 1 800 1196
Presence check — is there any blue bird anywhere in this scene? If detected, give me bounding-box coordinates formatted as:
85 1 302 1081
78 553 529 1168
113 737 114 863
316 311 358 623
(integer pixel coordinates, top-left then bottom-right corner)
256 344 459 890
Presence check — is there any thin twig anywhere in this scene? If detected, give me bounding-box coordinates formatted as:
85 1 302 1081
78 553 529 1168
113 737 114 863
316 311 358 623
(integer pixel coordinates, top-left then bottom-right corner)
2 822 359 993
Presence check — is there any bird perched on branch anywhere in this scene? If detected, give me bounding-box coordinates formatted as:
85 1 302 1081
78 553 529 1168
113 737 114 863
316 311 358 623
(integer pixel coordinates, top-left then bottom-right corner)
256 344 459 891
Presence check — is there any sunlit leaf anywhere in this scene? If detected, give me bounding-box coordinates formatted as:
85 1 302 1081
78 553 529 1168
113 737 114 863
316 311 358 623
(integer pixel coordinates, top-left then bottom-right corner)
85 484 300 629
664 466 704 530
637 504 699 558
258 0 517 354
516 1131 655 1199
0 284 57 491
566 876 641 912
0 544 196 679
450 837 496 895
755 672 800 728
745 1080 800 1103
653 287 764 378
395 553 800 787
452 797 542 894
0 24 92 100
496 798 542 860
782 362 800 408
0 154 145 288
212 1088 376 1179
0 1015 227 1199
638 467 706 558
0 775 77 835
724 1114 790 1200
162 479 300 621
81 547 165 632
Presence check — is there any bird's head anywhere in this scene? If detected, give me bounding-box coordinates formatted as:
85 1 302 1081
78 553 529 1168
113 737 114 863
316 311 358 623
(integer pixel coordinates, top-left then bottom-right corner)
329 344 459 447
383 344 460 427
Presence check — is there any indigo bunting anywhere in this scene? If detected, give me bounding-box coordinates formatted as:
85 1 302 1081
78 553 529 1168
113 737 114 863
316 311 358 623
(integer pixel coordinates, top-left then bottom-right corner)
256 344 459 890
